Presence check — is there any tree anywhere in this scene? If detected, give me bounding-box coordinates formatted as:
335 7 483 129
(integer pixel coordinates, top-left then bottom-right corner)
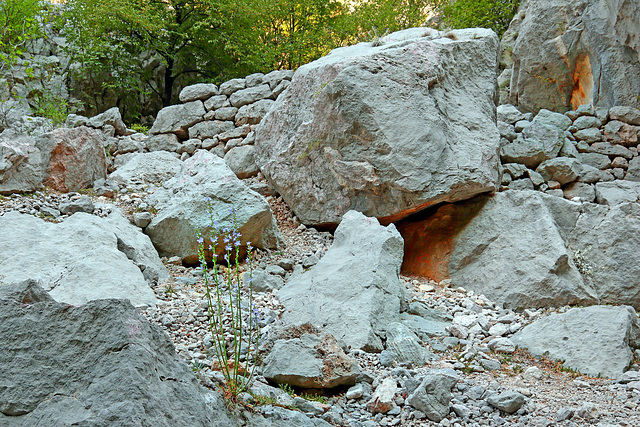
0 0 45 74
64 0 231 117
434 0 519 36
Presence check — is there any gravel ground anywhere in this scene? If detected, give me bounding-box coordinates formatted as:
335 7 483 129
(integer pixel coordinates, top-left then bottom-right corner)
2 187 640 427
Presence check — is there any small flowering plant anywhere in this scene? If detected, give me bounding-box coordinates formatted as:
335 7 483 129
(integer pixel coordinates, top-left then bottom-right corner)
197 199 260 398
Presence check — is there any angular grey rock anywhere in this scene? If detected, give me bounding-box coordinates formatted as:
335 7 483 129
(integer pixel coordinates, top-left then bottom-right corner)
626 157 640 181
255 28 500 226
263 69 294 89
59 196 94 214
595 181 640 205
225 145 259 179
507 0 640 113
500 122 565 168
150 100 206 139
578 152 611 169
277 210 405 351
385 322 430 366
563 182 595 202
235 99 275 126
214 106 238 121
536 157 584 185
189 120 235 140
204 94 229 111
400 312 450 339
512 305 640 378
110 151 182 187
262 327 359 389
366 377 397 414
447 191 596 309
574 127 603 143
179 83 218 102
133 211 154 228
87 107 127 136
229 84 273 108
65 113 88 128
0 281 232 425
406 369 459 422
552 201 640 308
590 141 634 159
573 115 602 130
609 106 640 126
145 133 182 152
604 120 639 146
532 109 573 131
244 269 284 292
145 150 282 264
0 133 44 195
219 78 246 96
487 391 525 413
497 104 526 124
0 209 165 306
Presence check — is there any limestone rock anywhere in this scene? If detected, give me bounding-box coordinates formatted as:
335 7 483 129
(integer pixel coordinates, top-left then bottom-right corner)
179 83 218 102
145 150 282 264
262 326 359 389
277 210 405 352
0 281 232 425
0 208 165 306
255 27 501 227
512 305 640 378
110 151 182 187
150 101 206 139
87 107 127 136
406 369 459 422
507 0 640 113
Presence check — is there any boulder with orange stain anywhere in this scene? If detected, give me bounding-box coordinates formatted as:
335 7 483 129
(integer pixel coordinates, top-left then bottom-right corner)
41 126 107 192
398 190 598 310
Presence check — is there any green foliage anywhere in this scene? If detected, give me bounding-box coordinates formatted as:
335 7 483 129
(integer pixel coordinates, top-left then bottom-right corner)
435 0 519 37
198 202 259 398
130 123 149 134
33 91 70 125
0 0 45 73
278 383 295 397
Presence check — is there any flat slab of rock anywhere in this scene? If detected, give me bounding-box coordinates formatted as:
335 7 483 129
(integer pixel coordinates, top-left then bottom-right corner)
0 207 165 307
255 27 500 227
512 305 640 378
262 325 359 389
145 149 282 264
277 210 405 352
0 281 232 425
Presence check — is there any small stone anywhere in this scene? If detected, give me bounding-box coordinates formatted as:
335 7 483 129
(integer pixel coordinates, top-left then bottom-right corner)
487 390 525 414
367 377 398 414
523 366 542 381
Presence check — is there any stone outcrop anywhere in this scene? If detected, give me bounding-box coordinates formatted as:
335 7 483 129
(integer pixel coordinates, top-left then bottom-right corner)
0 281 233 425
109 151 183 187
0 126 106 195
254 27 501 227
0 207 166 307
145 149 282 264
503 0 640 113
277 210 405 352
512 305 640 378
400 190 640 310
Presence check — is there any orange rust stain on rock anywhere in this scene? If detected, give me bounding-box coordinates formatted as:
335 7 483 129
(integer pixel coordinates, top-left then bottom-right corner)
570 54 593 110
43 143 75 192
396 196 488 280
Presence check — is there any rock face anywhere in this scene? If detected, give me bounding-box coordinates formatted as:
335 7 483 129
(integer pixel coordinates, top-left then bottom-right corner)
0 281 233 425
255 27 501 227
145 149 282 264
511 305 640 378
0 208 165 307
400 190 640 310
262 325 359 389
505 0 640 113
0 126 106 195
277 211 405 352
400 190 597 309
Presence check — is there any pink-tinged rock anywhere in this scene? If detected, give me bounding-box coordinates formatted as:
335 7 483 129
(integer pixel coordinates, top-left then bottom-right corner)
366 377 398 414
254 27 500 227
42 127 107 192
